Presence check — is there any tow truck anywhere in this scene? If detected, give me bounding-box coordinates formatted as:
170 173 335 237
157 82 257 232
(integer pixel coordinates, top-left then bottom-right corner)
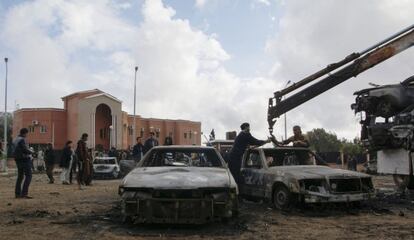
267 24 414 190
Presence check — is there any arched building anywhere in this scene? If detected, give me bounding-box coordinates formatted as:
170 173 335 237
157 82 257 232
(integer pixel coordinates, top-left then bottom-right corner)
12 89 201 149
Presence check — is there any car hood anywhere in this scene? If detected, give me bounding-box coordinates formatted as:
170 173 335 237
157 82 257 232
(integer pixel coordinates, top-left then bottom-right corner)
268 165 370 180
121 167 234 189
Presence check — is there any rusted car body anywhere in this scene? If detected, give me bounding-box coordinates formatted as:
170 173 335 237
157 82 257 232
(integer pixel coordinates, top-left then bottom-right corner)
118 146 238 224
239 146 375 209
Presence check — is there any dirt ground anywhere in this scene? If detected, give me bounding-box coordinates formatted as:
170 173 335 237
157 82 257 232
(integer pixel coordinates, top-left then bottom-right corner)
1 172 414 240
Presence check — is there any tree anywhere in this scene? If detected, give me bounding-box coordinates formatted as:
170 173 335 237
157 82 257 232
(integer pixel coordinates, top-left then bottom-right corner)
341 137 364 156
306 128 342 152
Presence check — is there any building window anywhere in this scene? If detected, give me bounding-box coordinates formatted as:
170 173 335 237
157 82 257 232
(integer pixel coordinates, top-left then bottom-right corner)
40 126 47 133
100 129 104 139
184 133 187 139
140 128 145 137
28 126 35 133
128 126 133 136
189 131 192 139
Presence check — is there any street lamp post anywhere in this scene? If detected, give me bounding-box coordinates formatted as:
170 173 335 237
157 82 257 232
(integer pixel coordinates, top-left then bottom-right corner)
132 66 138 148
2 58 8 173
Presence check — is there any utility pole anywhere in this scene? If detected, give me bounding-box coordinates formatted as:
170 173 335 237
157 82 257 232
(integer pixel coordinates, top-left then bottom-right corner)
132 66 138 148
2 58 8 173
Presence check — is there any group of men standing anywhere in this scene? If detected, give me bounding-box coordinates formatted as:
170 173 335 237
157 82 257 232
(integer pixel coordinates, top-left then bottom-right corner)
13 129 94 198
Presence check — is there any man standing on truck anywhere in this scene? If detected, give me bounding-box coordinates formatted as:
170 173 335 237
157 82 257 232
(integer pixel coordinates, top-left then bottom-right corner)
228 123 270 183
280 125 309 148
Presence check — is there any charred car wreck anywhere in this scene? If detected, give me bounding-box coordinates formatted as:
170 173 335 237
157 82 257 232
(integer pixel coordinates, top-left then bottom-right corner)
239 146 375 209
352 75 414 150
119 146 238 224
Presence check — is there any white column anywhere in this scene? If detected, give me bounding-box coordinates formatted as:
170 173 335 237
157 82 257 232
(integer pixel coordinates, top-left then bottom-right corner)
91 112 95 149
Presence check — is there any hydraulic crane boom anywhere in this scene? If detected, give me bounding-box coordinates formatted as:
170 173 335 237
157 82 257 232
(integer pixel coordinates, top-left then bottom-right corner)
268 24 414 135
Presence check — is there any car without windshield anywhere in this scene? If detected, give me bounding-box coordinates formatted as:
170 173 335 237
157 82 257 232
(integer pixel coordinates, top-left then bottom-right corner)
119 146 238 224
239 146 375 210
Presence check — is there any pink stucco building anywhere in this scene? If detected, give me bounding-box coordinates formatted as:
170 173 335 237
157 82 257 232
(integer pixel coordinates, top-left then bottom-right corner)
13 89 201 149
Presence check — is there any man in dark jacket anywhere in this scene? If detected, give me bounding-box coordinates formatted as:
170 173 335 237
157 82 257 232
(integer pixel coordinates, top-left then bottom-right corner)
143 132 159 154
44 143 55 184
132 137 143 161
13 128 34 198
228 123 270 183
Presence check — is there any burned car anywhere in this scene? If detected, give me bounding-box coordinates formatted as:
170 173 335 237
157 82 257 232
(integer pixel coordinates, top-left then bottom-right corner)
93 156 120 179
239 146 375 210
351 75 414 150
118 146 238 224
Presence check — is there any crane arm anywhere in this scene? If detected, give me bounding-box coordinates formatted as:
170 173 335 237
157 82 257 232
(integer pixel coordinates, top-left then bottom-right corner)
268 24 414 134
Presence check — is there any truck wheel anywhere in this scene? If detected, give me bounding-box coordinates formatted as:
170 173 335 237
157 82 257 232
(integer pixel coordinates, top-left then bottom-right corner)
273 185 291 210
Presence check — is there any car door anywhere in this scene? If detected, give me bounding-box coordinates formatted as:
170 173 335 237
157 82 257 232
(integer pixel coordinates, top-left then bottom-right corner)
240 149 267 198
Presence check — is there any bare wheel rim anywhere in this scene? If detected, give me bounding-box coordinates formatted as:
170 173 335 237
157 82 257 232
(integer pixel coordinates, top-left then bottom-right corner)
275 189 288 206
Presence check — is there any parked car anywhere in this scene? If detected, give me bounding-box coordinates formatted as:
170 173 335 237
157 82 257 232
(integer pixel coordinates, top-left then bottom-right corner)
118 146 238 224
119 159 138 177
93 156 120 179
239 146 375 210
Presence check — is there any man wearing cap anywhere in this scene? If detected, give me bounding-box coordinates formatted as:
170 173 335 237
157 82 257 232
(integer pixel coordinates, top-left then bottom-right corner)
228 123 270 183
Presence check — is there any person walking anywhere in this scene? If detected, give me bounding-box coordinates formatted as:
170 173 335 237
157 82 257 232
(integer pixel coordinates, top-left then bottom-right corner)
60 141 74 185
44 143 55 184
143 132 159 154
132 137 144 161
228 123 270 183
76 133 92 189
13 128 34 199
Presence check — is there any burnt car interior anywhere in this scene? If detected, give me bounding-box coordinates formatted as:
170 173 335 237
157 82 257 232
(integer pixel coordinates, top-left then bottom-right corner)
141 149 223 168
264 149 311 167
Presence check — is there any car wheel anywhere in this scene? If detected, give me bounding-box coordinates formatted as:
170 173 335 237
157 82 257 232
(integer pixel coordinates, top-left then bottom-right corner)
272 185 291 210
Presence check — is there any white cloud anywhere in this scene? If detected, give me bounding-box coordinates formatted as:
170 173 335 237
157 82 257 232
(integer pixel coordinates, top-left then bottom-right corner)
194 0 207 9
255 0 271 6
0 0 273 140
